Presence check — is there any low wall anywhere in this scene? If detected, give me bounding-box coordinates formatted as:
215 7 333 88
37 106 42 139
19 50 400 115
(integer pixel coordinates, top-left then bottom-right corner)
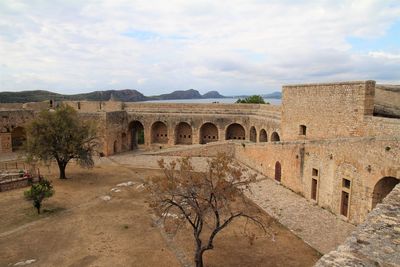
0 177 31 192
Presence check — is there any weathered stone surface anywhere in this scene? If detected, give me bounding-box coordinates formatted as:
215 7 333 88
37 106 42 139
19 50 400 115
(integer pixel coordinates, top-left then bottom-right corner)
315 184 400 266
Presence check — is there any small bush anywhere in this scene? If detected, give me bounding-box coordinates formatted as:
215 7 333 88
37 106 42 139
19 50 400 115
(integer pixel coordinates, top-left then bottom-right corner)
24 178 54 214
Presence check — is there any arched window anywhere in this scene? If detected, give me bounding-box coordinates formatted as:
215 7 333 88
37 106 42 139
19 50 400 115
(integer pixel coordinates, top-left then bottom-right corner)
275 161 281 182
250 126 257 142
271 132 280 142
259 129 267 142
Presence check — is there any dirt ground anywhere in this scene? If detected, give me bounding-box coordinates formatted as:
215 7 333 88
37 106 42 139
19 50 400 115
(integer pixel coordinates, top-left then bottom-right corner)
0 159 321 267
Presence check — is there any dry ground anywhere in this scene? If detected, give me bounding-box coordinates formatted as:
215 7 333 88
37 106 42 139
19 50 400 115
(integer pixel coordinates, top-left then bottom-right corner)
0 158 320 267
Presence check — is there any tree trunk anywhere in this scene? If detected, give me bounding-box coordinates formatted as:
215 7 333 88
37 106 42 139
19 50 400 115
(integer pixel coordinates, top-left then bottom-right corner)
194 248 204 267
195 251 204 267
35 201 41 214
58 162 67 179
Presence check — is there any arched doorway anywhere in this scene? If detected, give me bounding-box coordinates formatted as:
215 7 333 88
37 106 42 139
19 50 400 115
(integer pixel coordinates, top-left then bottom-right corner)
11 127 26 151
121 133 127 151
259 129 267 142
151 121 168 144
113 140 118 154
250 126 257 142
129 121 144 149
225 123 245 140
275 161 281 182
175 122 192 145
200 123 218 144
372 176 399 208
271 131 280 142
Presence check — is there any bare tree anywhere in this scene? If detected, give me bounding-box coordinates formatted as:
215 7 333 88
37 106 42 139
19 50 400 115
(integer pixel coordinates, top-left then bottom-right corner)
146 153 269 267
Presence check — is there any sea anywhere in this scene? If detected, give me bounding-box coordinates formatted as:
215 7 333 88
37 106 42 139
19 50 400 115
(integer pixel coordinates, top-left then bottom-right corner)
144 98 281 105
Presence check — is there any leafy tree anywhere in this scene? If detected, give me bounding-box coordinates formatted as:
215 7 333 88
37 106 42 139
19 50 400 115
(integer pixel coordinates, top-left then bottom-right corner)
146 153 269 267
25 104 98 179
236 95 266 104
24 178 54 214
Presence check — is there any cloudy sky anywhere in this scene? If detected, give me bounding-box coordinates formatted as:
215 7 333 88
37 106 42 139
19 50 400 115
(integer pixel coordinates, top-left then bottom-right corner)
0 0 399 95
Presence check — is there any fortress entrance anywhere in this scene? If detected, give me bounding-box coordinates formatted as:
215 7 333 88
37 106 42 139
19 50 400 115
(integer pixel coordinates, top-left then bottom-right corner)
226 123 245 140
175 122 192 145
11 127 26 151
259 129 267 142
250 126 257 142
129 121 144 149
200 123 218 144
151 121 168 144
372 176 399 208
275 161 281 182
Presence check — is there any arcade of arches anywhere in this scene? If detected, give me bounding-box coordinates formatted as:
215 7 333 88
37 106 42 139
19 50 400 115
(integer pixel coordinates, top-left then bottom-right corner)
124 120 280 146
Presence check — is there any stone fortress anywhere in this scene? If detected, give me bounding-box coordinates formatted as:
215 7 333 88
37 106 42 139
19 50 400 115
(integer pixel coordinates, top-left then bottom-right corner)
1 80 399 265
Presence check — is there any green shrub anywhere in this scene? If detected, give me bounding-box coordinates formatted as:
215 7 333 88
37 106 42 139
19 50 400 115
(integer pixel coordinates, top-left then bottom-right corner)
24 178 54 214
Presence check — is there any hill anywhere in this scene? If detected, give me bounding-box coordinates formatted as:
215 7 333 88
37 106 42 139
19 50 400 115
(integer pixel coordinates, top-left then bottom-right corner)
0 89 226 103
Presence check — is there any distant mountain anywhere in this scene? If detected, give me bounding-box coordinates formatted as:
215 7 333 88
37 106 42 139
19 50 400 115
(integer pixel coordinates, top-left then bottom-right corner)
0 88 226 103
0 89 147 103
152 89 202 100
202 91 224 98
261 91 281 99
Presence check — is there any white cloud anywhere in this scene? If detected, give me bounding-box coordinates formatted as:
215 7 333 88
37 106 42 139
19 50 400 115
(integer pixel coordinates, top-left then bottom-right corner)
0 0 399 95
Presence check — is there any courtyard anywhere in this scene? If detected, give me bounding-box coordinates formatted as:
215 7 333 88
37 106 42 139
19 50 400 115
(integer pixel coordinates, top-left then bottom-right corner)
0 153 321 267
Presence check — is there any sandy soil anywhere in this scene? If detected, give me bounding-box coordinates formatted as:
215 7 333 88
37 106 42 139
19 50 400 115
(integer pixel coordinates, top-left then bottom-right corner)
0 159 320 267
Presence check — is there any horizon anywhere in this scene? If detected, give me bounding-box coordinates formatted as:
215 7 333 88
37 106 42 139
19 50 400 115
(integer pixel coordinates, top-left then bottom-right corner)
1 1 399 95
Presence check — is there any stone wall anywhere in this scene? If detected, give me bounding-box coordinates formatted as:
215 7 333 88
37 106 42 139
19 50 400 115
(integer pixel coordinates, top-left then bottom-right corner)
315 183 400 266
234 137 400 225
282 81 375 141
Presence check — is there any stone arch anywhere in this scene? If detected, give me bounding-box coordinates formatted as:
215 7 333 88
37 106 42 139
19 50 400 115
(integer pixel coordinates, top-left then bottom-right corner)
175 122 192 145
372 176 399 209
259 129 268 142
225 123 245 140
151 121 168 144
250 126 257 142
11 126 26 151
129 121 144 149
275 161 281 182
271 131 280 142
200 122 218 144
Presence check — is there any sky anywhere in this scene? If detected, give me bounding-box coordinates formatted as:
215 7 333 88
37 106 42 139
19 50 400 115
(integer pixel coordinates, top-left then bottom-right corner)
0 0 399 96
